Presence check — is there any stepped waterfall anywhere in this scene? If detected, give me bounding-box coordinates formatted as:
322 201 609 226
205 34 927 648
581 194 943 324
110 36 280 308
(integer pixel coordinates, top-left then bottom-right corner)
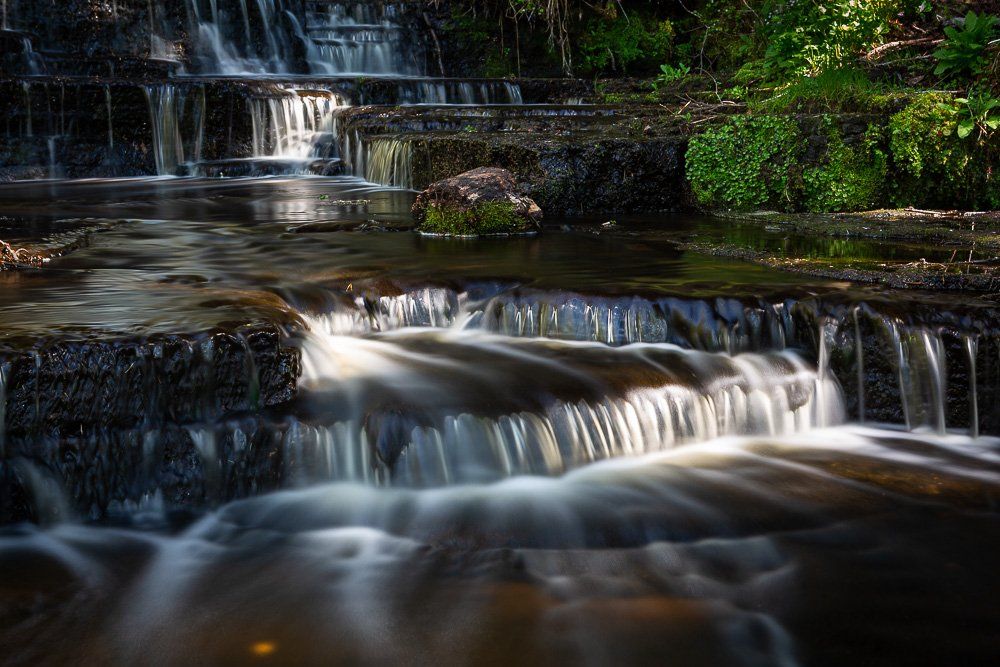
0 2 998 666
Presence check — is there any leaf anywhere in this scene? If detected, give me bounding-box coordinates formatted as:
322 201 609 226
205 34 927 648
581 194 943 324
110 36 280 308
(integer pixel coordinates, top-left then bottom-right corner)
986 118 1000 131
957 119 974 138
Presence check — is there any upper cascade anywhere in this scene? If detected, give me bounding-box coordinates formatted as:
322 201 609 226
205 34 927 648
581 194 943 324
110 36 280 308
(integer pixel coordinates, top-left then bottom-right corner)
186 0 425 76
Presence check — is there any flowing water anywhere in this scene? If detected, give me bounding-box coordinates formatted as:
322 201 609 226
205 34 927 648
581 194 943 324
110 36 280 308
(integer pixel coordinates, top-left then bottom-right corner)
2 2 999 664
1 178 999 666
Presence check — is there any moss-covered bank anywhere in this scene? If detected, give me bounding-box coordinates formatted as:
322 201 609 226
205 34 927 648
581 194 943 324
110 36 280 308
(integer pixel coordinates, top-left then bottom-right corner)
686 97 1000 214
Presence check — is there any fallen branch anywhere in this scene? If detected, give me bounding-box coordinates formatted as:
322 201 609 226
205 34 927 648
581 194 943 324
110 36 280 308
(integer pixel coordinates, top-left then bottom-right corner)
865 37 941 61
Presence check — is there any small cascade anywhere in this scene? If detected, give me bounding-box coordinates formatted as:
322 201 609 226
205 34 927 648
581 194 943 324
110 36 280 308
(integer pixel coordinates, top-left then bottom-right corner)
0 361 7 457
304 2 421 75
2 29 45 74
295 286 994 436
185 0 423 76
883 321 949 433
186 0 299 74
144 84 206 175
105 86 114 151
249 88 348 167
287 327 843 486
401 81 525 105
307 288 462 335
46 136 62 179
21 81 32 137
360 137 413 188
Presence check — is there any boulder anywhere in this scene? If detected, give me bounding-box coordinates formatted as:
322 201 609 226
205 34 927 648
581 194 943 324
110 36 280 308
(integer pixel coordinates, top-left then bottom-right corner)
411 167 542 236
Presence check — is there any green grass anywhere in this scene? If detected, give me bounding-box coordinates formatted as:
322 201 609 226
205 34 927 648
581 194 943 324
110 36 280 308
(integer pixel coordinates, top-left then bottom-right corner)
748 67 910 113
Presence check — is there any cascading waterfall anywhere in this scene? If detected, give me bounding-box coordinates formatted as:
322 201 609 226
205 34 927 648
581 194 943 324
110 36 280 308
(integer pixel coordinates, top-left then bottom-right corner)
249 88 348 165
361 137 413 188
185 0 421 76
144 84 206 175
186 0 298 74
299 287 983 435
281 325 845 486
0 361 7 456
305 2 420 75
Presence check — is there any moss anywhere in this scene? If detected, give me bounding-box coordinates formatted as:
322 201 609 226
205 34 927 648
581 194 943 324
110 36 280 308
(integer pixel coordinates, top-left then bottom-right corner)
685 115 802 211
803 122 888 212
420 201 527 236
888 93 989 207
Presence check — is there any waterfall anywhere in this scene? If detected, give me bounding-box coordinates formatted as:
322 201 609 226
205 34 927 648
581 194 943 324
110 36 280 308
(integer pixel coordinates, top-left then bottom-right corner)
305 2 420 76
965 335 979 438
105 86 114 151
182 1 429 78
287 327 843 486
185 0 299 74
144 85 206 176
296 288 988 436
46 136 61 179
361 137 413 188
22 82 32 137
0 361 7 457
249 88 348 164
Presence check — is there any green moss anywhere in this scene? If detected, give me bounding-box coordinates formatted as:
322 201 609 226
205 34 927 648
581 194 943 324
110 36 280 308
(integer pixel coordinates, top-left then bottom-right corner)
803 123 888 212
888 92 991 207
420 201 527 236
685 115 802 211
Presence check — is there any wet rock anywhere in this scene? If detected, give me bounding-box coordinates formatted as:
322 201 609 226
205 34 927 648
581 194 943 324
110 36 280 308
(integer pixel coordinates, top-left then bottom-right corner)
412 167 542 236
0 239 44 270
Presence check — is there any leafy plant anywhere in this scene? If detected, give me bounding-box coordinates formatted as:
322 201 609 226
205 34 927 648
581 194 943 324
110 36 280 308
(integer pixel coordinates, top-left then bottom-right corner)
577 14 674 74
802 123 888 212
686 115 802 210
951 91 1000 140
761 0 909 77
933 12 999 80
652 63 690 90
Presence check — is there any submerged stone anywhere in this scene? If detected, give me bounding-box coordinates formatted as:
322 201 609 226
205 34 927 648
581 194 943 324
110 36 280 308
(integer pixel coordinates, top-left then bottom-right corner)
412 167 542 236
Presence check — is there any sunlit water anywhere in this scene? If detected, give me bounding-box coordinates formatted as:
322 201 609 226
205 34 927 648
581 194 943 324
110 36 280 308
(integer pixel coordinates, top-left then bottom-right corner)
1 177 999 666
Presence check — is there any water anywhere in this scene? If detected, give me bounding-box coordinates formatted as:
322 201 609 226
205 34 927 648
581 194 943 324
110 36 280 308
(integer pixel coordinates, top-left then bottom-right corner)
185 0 422 76
1 177 999 664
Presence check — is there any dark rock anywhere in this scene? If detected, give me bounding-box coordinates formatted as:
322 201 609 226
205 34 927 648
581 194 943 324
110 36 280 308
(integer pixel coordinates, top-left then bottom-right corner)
412 167 542 235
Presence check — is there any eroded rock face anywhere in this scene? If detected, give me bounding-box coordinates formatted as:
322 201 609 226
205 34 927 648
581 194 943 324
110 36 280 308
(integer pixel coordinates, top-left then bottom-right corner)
412 167 542 235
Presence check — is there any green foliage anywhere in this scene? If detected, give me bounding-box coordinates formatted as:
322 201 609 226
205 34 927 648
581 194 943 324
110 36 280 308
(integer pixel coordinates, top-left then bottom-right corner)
421 202 526 235
652 63 691 90
762 1 916 76
802 123 888 212
933 12 999 80
889 93 963 180
887 92 997 206
951 90 1000 140
578 14 674 74
685 115 801 210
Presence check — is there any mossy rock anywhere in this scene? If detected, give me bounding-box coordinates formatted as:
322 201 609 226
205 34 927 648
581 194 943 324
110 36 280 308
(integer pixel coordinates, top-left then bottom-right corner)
412 167 542 237
421 201 533 236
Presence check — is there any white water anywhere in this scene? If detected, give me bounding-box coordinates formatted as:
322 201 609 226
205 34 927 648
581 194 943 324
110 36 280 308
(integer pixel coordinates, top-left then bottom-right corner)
186 0 419 76
249 88 348 165
300 288 983 436
284 323 844 485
